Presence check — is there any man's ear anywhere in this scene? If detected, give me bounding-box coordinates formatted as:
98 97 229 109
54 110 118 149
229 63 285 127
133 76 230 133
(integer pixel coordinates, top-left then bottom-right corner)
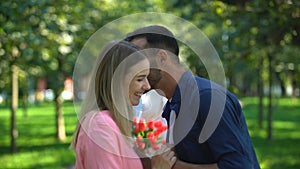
156 50 168 66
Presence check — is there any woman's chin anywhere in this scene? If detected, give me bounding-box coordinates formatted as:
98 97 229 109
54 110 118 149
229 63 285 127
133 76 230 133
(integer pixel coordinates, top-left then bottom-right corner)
130 100 139 106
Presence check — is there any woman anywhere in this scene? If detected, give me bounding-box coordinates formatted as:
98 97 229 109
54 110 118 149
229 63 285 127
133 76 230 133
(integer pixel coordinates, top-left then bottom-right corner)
71 40 176 169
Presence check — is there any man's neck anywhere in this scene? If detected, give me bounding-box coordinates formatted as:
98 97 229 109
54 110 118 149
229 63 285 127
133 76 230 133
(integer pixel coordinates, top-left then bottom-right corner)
164 67 185 99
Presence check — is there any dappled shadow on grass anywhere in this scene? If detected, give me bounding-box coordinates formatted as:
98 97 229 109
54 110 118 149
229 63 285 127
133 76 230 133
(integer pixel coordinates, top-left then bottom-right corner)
0 120 76 157
0 146 10 155
0 142 76 169
0 114 10 154
0 103 77 169
1 98 299 168
251 130 300 169
241 97 300 169
0 138 71 155
267 160 300 169
18 141 71 153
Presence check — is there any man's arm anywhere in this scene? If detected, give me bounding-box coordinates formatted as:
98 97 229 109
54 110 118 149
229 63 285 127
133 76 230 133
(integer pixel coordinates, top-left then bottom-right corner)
172 160 218 169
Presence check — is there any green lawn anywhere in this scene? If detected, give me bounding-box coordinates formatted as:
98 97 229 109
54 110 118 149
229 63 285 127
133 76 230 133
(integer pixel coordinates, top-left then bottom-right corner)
0 102 77 169
240 97 300 169
0 97 299 169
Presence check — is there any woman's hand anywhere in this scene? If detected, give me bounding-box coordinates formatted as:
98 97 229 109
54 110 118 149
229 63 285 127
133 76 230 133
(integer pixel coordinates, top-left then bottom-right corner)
151 149 177 169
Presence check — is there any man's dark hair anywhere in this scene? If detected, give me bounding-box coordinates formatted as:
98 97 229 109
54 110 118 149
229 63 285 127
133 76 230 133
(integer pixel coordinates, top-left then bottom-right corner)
125 25 179 57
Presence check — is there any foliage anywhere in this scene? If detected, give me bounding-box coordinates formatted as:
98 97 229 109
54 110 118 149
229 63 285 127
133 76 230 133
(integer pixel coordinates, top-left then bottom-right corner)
0 1 299 96
0 0 168 143
167 0 300 96
0 0 167 94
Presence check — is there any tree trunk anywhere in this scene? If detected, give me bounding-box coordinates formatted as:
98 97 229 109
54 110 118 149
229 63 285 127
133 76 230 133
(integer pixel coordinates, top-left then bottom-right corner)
275 72 286 97
55 55 66 142
10 65 18 153
23 74 28 118
258 55 264 129
292 76 297 98
267 54 273 141
55 90 66 141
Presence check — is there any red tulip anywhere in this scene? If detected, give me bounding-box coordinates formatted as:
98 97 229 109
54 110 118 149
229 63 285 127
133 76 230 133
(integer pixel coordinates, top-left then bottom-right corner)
152 144 160 150
136 135 143 142
147 132 154 139
149 137 157 145
138 119 146 132
134 125 140 134
133 116 168 151
154 120 162 128
161 125 168 132
147 120 155 130
133 117 138 127
136 142 145 149
154 131 160 137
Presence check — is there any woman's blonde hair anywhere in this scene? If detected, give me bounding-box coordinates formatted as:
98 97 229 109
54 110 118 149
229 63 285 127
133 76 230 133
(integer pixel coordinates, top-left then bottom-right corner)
70 40 146 148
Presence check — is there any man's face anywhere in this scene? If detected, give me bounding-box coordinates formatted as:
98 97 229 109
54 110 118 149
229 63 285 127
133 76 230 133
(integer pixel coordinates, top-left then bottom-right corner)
131 37 162 90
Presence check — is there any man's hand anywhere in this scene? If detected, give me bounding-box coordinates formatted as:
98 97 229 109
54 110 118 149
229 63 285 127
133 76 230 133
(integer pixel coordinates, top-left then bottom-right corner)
152 149 177 169
172 160 219 169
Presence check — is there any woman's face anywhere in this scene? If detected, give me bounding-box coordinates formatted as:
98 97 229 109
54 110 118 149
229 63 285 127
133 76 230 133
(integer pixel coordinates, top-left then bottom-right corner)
128 59 150 106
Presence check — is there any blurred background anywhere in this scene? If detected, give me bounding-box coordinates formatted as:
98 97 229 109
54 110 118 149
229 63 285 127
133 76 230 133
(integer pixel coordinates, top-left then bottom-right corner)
0 0 299 169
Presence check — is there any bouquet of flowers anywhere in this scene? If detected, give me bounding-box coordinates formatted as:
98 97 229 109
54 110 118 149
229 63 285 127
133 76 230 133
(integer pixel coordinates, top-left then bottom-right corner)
132 112 168 156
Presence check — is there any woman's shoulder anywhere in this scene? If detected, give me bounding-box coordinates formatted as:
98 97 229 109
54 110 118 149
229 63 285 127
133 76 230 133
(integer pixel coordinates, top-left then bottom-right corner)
80 110 119 133
90 110 117 126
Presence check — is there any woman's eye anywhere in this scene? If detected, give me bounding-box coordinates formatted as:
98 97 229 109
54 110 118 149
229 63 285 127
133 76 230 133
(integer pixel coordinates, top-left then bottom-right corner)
137 78 144 82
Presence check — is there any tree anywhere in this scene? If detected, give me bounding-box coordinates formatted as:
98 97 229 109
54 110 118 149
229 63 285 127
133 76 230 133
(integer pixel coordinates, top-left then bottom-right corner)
167 0 300 140
0 0 33 152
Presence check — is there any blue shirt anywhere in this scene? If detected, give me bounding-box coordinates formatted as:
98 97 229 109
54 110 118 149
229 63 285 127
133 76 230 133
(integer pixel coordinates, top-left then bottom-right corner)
162 71 260 169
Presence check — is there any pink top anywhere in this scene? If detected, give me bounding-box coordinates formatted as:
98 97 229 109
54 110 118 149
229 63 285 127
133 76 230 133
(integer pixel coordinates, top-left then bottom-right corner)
75 110 143 169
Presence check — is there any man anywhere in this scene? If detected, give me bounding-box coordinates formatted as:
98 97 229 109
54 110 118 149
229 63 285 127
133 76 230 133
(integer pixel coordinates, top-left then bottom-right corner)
125 25 260 169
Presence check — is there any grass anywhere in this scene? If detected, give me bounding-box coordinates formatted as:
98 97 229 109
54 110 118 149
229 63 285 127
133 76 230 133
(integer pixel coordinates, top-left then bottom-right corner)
0 97 300 169
0 102 77 169
240 97 300 169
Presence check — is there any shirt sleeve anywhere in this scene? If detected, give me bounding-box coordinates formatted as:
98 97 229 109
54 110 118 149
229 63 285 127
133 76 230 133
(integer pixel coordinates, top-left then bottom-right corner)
199 90 258 169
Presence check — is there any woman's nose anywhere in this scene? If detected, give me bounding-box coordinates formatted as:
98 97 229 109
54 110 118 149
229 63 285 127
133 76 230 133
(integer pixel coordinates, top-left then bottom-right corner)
143 79 151 90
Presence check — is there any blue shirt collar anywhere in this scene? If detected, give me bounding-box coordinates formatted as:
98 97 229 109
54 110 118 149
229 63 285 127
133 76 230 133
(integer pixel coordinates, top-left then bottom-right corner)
163 70 193 119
